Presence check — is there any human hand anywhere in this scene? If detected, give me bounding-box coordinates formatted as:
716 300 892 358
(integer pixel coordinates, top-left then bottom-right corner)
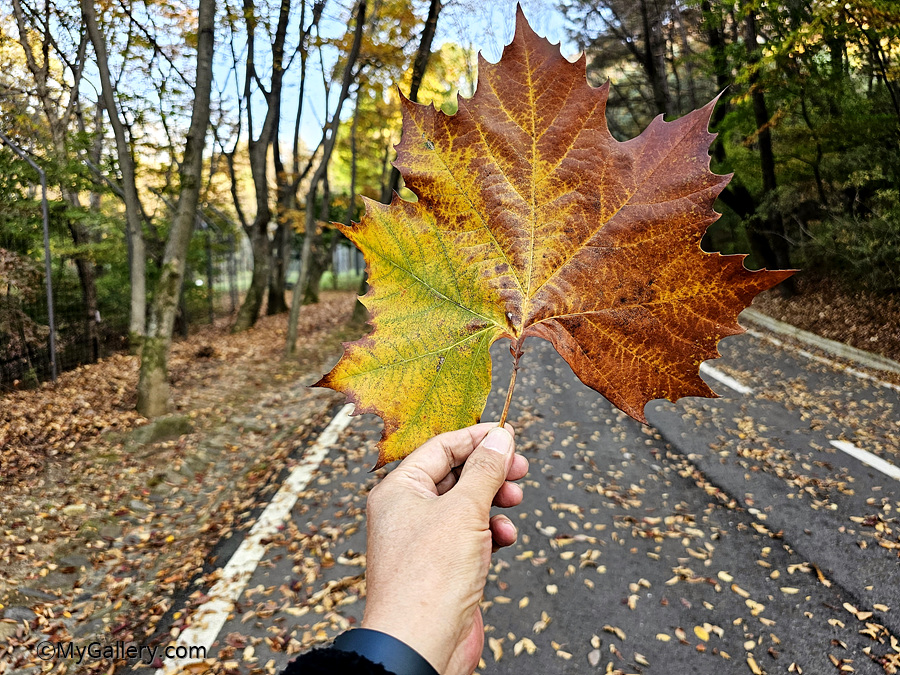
361 423 527 675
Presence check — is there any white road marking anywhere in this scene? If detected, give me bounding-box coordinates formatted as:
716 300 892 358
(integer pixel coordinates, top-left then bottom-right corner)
746 328 900 393
830 440 900 482
699 362 753 395
155 403 356 675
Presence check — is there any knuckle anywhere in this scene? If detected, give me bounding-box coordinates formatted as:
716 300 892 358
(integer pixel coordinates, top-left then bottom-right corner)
465 452 503 480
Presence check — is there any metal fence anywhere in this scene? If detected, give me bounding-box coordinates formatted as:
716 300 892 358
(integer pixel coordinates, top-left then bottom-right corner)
0 222 253 392
0 134 372 394
0 226 376 392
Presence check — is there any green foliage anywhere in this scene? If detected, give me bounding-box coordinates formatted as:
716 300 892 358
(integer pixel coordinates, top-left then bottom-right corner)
802 189 900 293
566 0 900 293
0 136 135 379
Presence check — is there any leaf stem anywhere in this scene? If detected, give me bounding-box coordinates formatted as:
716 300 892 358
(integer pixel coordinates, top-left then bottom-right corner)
498 339 524 427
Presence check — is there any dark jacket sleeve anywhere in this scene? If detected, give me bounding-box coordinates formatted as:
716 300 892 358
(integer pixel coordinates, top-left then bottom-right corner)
280 629 439 675
280 646 393 675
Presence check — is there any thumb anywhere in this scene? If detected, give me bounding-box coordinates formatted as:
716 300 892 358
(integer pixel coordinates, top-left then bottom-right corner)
456 427 514 510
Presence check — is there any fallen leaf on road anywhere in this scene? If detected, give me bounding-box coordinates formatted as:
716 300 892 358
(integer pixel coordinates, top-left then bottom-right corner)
603 625 626 641
513 637 537 656
732 584 750 598
488 637 504 662
748 655 763 674
533 611 551 634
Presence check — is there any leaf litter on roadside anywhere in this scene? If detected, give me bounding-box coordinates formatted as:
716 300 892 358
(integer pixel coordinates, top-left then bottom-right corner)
0 294 360 674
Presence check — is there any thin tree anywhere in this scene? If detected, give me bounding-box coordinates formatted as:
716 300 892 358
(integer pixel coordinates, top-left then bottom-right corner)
285 0 366 356
80 0 148 348
361 0 443 324
230 0 293 332
563 0 674 123
270 0 328 316
384 0 442 200
136 0 217 416
744 6 795 296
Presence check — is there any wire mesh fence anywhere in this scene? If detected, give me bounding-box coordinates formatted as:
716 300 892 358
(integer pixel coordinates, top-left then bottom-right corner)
0 223 253 392
0 172 373 394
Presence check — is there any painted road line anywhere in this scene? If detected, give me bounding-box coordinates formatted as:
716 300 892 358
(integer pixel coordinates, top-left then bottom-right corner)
830 440 900 482
156 403 356 675
699 362 753 395
745 328 900 394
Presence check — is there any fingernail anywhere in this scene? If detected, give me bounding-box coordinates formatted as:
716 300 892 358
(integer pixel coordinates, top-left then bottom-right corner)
482 427 513 455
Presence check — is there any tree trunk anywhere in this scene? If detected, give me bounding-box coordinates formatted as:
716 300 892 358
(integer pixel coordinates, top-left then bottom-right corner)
347 96 369 322
88 104 104 212
267 166 291 318
233 228 271 331
674 7 697 110
233 134 274 329
701 0 730 163
232 0 292 330
347 98 360 230
266 220 291 314
639 0 672 117
379 141 392 204
85 106 106 360
303 250 327 305
137 0 216 417
745 10 795 297
386 0 442 195
824 17 845 117
289 187 316 348
81 0 147 347
302 174 333 305
286 0 366 356
67 220 100 361
266 0 322 316
304 230 340 306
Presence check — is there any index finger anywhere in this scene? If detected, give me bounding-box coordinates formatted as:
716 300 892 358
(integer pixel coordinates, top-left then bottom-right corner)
396 422 516 487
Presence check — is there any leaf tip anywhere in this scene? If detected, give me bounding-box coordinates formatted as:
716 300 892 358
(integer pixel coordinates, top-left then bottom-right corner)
514 2 528 29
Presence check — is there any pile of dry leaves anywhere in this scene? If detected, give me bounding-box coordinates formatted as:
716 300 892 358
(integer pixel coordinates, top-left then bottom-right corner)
752 274 900 363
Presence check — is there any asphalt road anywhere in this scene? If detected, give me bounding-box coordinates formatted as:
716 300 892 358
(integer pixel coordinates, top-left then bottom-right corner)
164 327 900 675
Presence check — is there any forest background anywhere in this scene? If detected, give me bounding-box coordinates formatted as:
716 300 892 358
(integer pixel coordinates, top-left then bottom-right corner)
1 0 898 415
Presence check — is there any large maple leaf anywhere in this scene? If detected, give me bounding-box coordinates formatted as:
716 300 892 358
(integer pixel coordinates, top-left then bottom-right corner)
317 9 793 468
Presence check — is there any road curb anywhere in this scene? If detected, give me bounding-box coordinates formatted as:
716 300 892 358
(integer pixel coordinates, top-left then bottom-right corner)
741 307 900 376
